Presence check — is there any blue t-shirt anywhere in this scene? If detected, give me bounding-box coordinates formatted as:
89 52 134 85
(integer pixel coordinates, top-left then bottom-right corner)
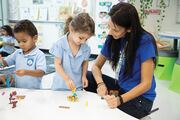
49 34 91 90
5 47 47 89
101 33 156 101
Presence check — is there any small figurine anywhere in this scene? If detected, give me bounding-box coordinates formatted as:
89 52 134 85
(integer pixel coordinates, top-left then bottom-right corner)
9 91 18 108
67 88 78 102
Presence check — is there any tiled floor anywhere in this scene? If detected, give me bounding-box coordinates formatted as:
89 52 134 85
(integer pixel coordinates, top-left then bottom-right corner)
42 60 180 120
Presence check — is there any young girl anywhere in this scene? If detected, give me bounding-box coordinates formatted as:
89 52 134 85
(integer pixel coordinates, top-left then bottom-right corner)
49 13 95 91
0 20 46 89
0 25 15 57
0 25 15 86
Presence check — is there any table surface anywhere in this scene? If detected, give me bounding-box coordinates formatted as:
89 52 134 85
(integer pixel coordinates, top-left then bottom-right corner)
158 32 180 39
0 88 137 120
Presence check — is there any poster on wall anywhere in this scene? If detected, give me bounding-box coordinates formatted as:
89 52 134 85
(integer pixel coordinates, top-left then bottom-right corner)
89 0 121 55
8 0 19 20
177 0 180 23
72 0 91 15
33 0 43 4
19 7 30 19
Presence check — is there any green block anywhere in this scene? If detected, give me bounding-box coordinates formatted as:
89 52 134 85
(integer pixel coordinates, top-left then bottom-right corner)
169 64 180 93
154 56 177 80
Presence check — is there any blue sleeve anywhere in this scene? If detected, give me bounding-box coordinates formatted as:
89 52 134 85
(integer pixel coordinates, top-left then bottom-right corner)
36 52 47 73
84 45 91 61
100 36 111 59
139 39 156 63
8 37 15 43
4 50 17 66
49 40 63 60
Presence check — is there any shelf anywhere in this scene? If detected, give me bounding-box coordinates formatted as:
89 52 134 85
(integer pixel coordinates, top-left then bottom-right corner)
9 20 65 24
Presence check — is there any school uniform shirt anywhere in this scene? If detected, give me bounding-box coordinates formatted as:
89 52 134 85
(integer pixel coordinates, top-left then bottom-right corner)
5 47 46 89
49 34 91 90
101 33 156 101
0 36 15 54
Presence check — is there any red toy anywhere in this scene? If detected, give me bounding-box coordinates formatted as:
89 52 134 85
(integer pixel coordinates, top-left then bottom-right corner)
9 91 18 108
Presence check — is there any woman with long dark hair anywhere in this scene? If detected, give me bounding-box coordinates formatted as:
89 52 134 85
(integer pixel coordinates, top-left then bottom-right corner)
85 2 158 119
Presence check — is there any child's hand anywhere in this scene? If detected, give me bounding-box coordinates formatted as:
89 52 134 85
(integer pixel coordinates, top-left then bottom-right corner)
82 76 88 88
1 75 14 86
1 76 6 85
0 41 4 46
10 76 14 86
15 70 26 76
66 79 76 90
0 54 4 67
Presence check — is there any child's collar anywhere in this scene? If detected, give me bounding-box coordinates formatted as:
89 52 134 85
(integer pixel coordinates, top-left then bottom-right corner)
19 47 38 56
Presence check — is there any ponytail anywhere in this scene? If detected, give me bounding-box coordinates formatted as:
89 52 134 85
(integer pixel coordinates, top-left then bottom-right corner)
64 16 73 34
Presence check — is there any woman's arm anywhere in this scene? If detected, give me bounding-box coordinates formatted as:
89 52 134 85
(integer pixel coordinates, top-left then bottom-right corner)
92 54 107 84
121 58 155 103
92 54 108 96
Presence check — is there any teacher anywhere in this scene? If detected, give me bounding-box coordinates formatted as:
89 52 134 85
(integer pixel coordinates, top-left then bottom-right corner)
85 2 158 119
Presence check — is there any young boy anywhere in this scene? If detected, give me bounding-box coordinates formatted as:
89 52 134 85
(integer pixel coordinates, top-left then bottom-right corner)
0 20 46 89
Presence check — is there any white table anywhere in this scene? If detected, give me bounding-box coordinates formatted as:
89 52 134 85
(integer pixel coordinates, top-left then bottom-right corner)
0 88 137 120
158 32 180 51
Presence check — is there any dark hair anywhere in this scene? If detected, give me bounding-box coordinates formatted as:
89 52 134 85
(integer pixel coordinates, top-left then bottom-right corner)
64 13 95 36
108 2 158 75
13 19 38 37
1 25 14 37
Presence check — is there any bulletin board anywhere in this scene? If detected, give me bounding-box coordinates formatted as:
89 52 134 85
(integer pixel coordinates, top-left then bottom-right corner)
8 0 92 50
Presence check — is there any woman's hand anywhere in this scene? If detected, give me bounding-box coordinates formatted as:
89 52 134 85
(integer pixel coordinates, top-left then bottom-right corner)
97 82 108 97
104 95 121 108
82 76 88 88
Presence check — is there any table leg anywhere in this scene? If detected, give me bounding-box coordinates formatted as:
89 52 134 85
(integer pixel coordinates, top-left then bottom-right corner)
173 39 178 51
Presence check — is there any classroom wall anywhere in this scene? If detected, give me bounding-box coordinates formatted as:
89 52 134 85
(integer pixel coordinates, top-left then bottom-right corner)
134 0 180 39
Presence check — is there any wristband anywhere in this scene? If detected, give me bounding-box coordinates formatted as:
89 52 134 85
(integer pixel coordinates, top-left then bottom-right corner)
119 95 124 105
97 82 105 87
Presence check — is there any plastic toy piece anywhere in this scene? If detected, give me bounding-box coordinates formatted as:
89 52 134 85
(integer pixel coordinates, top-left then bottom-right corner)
16 95 25 100
67 95 78 102
59 105 70 109
12 101 18 108
9 91 18 108
67 88 78 102
1 91 5 96
108 90 119 96
85 100 88 107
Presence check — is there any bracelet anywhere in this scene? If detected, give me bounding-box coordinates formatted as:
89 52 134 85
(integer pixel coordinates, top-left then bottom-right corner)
97 82 105 88
119 95 124 105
